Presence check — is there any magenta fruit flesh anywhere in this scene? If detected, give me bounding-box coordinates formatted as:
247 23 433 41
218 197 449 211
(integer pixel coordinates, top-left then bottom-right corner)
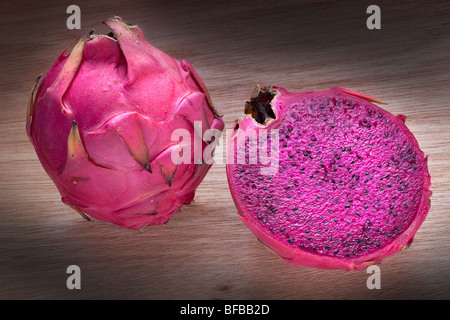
226 86 431 271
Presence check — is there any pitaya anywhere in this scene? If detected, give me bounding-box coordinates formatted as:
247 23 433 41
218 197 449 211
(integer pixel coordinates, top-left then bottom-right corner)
226 86 431 271
26 17 224 229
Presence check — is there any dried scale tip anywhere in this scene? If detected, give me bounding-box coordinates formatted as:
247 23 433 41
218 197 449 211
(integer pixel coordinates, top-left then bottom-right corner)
227 85 432 271
27 16 224 229
70 204 91 221
67 121 86 159
26 74 42 137
244 86 277 125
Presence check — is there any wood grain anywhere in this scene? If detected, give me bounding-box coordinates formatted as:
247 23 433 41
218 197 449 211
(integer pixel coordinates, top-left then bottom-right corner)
1 0 449 299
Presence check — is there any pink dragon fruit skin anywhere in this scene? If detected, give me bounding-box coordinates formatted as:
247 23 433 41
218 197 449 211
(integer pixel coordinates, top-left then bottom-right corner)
226 86 432 271
26 17 224 229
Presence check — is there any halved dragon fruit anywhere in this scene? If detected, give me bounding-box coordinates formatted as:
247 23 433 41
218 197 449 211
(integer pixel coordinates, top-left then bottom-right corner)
226 86 431 271
27 17 224 229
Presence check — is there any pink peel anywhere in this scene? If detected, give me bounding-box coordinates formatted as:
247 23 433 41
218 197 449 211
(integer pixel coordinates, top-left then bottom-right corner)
333 87 385 104
27 17 224 229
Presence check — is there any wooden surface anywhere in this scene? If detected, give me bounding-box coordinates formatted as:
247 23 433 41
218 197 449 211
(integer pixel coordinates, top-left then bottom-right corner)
1 0 449 299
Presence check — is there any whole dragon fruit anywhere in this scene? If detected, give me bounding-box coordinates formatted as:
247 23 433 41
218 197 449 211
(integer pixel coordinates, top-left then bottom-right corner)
26 17 224 230
226 86 432 271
